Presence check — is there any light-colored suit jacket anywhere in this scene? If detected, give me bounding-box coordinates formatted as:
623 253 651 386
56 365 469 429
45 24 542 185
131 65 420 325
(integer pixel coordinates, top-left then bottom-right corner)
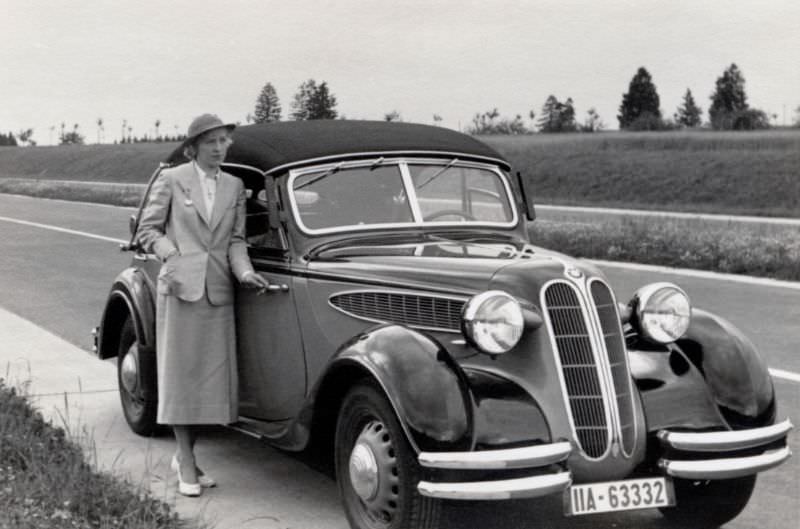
137 162 255 305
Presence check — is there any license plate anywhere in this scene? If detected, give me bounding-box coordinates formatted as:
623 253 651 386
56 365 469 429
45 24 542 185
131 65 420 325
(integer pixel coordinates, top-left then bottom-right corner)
565 477 674 516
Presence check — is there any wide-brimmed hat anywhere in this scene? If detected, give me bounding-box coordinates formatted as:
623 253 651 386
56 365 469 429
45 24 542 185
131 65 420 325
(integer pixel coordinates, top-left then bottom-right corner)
184 114 236 145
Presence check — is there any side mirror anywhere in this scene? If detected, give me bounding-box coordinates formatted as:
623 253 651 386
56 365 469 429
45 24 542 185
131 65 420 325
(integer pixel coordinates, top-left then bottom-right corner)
516 171 535 221
128 214 137 236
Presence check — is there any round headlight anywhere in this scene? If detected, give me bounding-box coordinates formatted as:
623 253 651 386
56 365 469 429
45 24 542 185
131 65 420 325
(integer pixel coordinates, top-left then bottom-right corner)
462 291 524 354
632 282 691 344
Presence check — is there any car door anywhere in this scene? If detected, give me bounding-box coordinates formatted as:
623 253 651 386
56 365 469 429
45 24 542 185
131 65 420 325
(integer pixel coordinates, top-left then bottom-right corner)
235 193 306 421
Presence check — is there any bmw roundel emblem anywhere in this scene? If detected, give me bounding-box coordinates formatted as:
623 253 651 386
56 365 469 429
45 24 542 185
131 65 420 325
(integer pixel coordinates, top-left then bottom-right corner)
566 267 583 279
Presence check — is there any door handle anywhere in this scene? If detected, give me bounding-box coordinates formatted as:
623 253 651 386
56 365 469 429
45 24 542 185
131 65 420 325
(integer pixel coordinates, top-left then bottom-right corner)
266 283 289 293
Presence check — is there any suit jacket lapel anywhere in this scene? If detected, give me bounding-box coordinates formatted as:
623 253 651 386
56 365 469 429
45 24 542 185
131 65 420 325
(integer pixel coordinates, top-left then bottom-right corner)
209 173 235 232
176 163 211 227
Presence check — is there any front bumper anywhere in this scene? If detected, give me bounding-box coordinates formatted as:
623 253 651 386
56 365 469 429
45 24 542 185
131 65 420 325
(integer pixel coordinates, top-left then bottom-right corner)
417 442 572 500
657 419 793 480
415 420 793 500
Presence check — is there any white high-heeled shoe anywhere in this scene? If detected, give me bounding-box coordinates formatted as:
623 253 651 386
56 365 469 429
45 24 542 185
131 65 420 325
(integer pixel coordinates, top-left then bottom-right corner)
171 454 216 489
175 463 202 497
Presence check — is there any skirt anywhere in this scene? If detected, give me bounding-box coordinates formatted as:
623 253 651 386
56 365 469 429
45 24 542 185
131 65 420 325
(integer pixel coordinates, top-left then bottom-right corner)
156 292 238 425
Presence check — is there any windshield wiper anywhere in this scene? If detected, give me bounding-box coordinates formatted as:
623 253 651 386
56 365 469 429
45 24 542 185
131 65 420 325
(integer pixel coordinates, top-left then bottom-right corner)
294 162 344 191
416 158 458 189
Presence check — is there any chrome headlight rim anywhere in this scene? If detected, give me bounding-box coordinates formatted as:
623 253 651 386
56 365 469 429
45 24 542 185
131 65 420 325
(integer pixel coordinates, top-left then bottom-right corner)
631 282 691 344
461 290 525 355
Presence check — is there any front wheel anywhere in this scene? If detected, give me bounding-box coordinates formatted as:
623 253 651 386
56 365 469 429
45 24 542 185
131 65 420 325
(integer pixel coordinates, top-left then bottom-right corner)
335 383 441 529
659 475 756 528
117 315 160 436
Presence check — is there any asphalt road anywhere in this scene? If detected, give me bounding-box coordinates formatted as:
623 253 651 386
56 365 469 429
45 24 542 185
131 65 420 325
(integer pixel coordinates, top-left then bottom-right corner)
0 193 797 529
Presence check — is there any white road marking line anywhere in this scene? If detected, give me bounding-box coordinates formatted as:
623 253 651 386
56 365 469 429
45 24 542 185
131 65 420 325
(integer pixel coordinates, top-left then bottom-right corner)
0 215 127 244
770 368 800 384
0 192 138 211
537 204 800 226
589 259 800 291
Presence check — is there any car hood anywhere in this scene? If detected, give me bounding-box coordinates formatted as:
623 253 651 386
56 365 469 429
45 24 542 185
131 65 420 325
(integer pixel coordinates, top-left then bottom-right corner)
306 238 606 298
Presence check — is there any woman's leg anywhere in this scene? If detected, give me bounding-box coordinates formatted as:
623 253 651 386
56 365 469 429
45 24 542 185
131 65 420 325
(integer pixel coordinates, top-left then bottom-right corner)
173 425 199 484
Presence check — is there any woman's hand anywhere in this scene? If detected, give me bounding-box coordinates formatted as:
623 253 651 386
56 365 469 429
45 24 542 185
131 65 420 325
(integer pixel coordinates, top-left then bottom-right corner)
240 271 271 294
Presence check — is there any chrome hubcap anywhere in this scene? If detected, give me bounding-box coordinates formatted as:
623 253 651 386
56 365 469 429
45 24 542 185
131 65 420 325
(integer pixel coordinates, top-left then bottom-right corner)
350 441 379 501
120 348 139 394
348 420 400 523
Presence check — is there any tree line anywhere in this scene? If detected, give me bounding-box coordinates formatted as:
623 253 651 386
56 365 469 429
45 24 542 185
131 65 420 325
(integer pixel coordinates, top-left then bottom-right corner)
3 64 799 147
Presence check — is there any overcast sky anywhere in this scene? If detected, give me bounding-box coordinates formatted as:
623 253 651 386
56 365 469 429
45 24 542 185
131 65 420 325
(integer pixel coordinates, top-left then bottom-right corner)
1 0 798 144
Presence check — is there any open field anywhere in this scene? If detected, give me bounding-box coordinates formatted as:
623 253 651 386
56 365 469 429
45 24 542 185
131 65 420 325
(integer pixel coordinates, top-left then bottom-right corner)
483 129 800 218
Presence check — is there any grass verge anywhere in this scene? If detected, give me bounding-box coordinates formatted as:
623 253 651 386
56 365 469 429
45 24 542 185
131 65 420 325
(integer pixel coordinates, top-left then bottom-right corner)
529 217 800 282
0 178 145 207
0 379 194 529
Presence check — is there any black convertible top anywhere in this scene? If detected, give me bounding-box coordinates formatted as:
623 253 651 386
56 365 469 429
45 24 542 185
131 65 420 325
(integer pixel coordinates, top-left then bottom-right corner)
165 120 510 173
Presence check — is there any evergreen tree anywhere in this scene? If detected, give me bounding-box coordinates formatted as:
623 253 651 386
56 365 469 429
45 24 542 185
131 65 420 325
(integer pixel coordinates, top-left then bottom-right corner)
709 64 749 130
253 82 282 123
618 67 662 129
306 81 338 119
537 95 577 133
290 79 338 120
290 79 317 120
674 89 703 128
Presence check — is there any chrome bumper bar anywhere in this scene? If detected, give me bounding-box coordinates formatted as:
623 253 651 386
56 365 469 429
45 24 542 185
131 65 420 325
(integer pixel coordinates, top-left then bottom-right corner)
659 446 791 480
416 442 573 500
418 441 572 470
418 471 572 500
657 419 793 452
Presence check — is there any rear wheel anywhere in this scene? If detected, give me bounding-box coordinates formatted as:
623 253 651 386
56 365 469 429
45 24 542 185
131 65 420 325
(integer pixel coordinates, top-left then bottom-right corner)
335 383 440 529
660 475 756 528
117 315 160 436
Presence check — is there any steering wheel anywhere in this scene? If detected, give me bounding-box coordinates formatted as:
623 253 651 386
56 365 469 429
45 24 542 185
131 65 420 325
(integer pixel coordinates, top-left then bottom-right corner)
423 210 476 221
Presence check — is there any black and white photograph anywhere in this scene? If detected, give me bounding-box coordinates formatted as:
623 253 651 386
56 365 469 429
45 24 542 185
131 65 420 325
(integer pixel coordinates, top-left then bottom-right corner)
0 1 797 528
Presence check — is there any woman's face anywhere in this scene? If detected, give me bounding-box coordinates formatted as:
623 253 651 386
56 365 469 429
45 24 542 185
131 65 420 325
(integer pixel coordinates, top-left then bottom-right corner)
195 128 232 170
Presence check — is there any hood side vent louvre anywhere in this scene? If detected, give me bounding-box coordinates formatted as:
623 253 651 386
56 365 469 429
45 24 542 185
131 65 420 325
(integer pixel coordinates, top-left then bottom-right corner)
330 291 465 333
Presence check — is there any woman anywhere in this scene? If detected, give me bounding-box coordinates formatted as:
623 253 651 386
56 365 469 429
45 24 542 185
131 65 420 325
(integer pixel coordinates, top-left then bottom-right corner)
137 114 269 496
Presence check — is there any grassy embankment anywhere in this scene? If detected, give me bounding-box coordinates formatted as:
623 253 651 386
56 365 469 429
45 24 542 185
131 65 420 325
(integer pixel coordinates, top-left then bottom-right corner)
0 379 197 529
1 130 798 281
484 129 800 218
0 142 172 206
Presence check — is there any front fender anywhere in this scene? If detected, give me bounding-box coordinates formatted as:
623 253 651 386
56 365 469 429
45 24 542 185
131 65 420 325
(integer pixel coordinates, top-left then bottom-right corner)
97 267 156 359
334 324 473 453
676 308 775 423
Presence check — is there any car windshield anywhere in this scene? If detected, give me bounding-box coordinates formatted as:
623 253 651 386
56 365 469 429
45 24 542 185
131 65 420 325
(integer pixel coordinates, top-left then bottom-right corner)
289 159 516 234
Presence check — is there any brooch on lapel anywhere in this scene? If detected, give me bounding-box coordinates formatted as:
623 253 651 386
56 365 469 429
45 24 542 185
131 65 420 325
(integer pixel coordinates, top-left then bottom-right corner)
177 183 193 206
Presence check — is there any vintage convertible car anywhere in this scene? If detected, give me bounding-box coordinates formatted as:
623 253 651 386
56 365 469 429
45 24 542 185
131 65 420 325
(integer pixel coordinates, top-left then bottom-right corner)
95 120 792 529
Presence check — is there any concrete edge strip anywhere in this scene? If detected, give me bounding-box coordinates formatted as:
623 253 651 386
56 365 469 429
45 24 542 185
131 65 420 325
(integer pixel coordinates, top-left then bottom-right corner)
536 204 800 226
588 259 800 291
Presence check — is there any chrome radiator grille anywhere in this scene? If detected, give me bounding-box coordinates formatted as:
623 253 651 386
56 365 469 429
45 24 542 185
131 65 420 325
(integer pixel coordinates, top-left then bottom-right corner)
329 291 464 332
590 281 636 455
544 282 610 458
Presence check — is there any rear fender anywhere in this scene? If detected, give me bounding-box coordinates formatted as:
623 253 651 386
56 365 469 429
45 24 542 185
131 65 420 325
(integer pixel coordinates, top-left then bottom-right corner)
97 268 156 360
323 324 474 453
